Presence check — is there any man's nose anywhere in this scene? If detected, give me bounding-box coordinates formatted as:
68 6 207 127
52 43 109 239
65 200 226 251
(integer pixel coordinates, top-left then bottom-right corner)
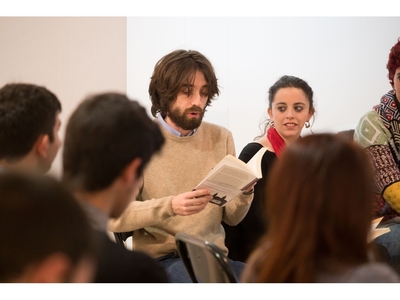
191 92 202 106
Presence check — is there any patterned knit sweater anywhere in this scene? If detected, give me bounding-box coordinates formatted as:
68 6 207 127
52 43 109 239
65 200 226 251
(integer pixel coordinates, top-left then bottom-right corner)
108 120 253 258
355 108 400 222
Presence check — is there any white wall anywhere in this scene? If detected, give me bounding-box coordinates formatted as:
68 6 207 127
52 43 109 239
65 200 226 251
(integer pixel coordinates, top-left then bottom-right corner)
126 17 400 155
2 17 400 175
0 17 127 177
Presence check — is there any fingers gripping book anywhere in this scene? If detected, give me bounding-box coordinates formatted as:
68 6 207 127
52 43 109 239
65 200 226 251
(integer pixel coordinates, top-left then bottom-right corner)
194 147 267 207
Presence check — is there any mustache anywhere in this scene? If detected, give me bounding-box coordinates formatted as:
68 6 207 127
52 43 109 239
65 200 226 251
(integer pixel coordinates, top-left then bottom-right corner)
185 106 204 113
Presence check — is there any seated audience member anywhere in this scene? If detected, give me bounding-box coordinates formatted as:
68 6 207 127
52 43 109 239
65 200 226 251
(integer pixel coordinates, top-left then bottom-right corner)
223 75 316 263
354 38 400 273
0 83 62 174
62 92 169 283
241 133 400 283
0 172 96 283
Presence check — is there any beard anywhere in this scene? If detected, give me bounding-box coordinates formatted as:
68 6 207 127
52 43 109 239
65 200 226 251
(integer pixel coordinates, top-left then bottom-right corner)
167 105 205 131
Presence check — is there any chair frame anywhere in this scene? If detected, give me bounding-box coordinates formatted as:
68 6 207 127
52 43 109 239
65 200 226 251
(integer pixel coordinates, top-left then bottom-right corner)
175 232 238 283
113 231 133 246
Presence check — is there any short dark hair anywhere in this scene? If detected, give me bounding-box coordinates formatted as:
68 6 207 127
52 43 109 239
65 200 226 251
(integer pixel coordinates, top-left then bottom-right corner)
148 49 219 118
0 172 94 282
0 83 62 160
62 92 165 192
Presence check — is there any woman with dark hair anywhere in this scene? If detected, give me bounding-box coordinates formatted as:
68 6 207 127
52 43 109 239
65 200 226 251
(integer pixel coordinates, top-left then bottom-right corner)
241 134 400 282
223 75 315 262
354 38 400 274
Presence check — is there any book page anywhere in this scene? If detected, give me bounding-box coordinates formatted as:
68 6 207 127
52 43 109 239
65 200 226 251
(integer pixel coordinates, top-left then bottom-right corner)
202 164 257 189
369 227 390 241
369 217 390 242
197 164 257 194
195 162 258 206
205 154 256 178
246 147 267 179
194 152 265 207
371 217 383 230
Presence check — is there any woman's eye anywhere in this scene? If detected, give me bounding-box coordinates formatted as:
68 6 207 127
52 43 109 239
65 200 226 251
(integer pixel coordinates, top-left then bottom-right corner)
295 106 304 112
277 107 285 112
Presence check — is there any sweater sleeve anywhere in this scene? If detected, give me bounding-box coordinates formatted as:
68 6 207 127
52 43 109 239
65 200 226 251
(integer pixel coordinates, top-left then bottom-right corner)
107 196 175 233
354 110 391 148
355 110 400 212
222 193 254 226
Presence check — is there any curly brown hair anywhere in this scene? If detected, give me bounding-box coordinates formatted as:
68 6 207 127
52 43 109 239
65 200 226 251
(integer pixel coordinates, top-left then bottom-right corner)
387 38 400 87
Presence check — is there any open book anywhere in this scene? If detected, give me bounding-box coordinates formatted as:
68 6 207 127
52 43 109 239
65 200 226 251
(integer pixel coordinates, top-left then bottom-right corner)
194 147 268 207
369 217 390 242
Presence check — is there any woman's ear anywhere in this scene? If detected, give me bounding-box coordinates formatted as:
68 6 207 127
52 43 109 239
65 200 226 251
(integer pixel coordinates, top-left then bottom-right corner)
308 107 316 120
267 108 273 121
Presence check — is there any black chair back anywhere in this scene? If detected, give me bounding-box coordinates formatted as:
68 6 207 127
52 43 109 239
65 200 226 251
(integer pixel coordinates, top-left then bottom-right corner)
175 232 238 283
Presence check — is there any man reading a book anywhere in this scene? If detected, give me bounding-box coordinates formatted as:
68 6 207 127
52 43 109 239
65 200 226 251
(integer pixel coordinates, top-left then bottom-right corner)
108 49 254 282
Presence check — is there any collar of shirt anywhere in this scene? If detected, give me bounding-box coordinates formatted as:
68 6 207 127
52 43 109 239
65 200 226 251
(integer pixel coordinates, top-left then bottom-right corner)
79 201 109 233
157 113 197 137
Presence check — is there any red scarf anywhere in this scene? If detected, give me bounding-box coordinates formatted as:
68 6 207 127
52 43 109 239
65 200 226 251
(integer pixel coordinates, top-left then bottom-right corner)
267 127 286 157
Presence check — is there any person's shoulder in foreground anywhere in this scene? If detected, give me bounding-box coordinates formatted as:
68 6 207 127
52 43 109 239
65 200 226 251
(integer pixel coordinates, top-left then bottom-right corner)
0 172 96 283
316 262 400 283
94 231 169 283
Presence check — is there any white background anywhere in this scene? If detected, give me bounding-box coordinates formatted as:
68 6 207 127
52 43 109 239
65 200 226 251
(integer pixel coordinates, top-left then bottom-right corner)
2 0 400 295
127 17 400 155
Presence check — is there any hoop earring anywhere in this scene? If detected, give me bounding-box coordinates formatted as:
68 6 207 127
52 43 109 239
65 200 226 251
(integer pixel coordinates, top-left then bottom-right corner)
305 121 310 128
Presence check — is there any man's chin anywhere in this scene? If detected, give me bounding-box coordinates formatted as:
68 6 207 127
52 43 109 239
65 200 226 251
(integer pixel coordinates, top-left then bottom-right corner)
168 113 203 131
182 121 202 131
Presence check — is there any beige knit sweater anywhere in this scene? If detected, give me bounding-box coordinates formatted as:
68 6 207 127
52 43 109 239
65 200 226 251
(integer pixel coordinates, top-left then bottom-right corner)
108 120 253 258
